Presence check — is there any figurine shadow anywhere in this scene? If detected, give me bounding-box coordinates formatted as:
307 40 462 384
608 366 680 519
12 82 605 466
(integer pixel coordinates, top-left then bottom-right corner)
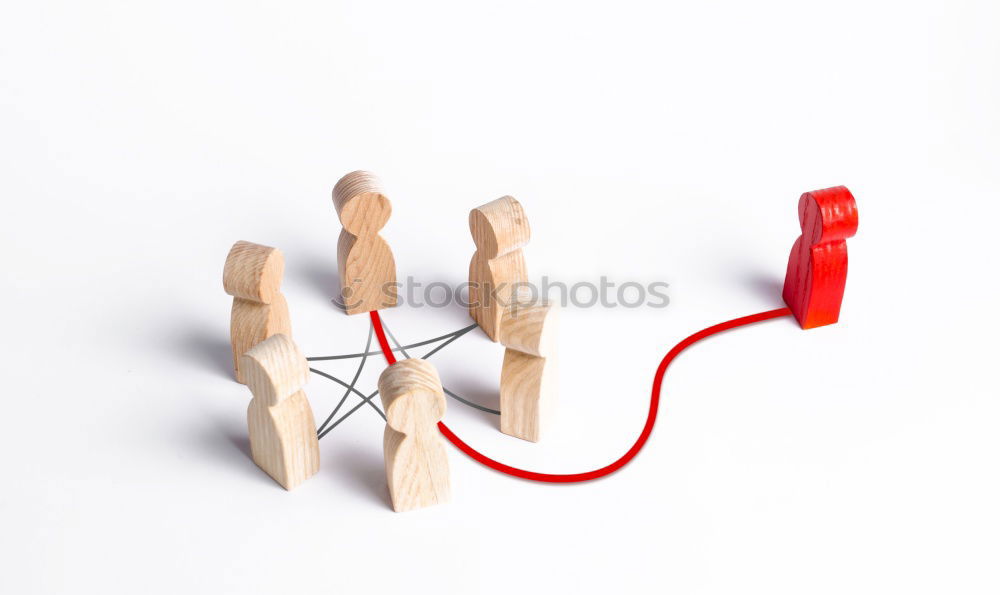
430 275 484 329
744 273 784 304
325 443 391 508
220 435 288 490
178 329 234 380
441 375 501 431
189 418 281 489
226 430 252 459
289 255 345 312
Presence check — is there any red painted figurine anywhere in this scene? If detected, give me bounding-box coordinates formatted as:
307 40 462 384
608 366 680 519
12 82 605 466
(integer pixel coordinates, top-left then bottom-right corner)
782 186 859 329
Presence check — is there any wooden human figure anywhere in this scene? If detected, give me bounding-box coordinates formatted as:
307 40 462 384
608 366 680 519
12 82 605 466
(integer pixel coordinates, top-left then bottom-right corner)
469 196 530 341
332 171 397 315
241 334 320 490
378 359 450 512
498 299 558 442
782 186 859 329
223 241 292 384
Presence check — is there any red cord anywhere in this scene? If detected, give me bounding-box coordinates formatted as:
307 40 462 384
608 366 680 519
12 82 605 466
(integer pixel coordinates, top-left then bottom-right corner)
371 307 792 483
370 310 397 365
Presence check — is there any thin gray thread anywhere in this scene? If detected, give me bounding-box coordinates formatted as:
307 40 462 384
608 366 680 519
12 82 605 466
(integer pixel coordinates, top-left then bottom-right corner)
318 388 381 438
381 321 412 359
308 368 369 402
444 387 500 415
421 325 475 359
383 318 498 414
312 318 499 437
309 368 386 421
306 324 477 361
315 322 377 435
317 320 486 436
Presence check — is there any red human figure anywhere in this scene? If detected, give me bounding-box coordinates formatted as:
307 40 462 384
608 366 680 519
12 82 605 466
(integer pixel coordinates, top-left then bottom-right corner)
782 186 859 329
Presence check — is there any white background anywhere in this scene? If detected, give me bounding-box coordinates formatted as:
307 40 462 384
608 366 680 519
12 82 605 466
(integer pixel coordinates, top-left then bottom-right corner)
2 1 999 593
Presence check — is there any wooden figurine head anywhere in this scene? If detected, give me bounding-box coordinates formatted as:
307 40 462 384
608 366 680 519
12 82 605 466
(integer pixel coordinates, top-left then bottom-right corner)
333 170 392 236
223 241 285 304
798 186 859 246
499 300 558 357
240 334 309 407
378 359 446 434
469 195 530 259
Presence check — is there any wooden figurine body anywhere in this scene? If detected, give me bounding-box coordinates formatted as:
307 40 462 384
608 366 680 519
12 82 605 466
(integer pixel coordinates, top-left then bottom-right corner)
378 359 450 512
469 196 530 341
498 300 558 442
332 171 397 315
223 240 292 384
241 334 320 490
782 186 859 329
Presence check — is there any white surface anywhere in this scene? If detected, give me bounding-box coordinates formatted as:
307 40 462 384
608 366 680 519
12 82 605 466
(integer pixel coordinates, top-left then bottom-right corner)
2 1 999 593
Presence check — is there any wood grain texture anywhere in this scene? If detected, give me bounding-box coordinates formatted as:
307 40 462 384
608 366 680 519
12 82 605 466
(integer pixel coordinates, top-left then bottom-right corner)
498 302 557 442
498 299 557 357
337 229 397 315
332 171 397 315
241 334 319 490
223 240 284 303
378 359 450 512
224 241 292 383
782 186 858 329
469 196 530 341
230 295 291 384
240 332 309 406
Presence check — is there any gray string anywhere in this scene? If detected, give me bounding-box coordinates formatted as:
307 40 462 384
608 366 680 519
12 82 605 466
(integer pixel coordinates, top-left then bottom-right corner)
310 318 499 440
383 320 500 415
306 324 477 361
314 321 381 435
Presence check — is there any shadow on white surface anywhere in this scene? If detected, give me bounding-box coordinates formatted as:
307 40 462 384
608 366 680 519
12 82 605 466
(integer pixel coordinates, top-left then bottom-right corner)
176 329 234 380
225 430 252 460
441 375 501 430
287 251 344 313
325 443 391 510
741 272 784 305
195 418 283 490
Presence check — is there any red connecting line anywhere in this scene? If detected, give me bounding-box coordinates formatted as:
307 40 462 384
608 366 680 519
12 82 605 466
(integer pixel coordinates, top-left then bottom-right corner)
369 307 792 483
370 310 397 366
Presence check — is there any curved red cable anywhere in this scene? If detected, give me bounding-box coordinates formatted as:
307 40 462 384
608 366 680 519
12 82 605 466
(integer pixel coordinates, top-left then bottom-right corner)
372 307 792 483
370 310 397 365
